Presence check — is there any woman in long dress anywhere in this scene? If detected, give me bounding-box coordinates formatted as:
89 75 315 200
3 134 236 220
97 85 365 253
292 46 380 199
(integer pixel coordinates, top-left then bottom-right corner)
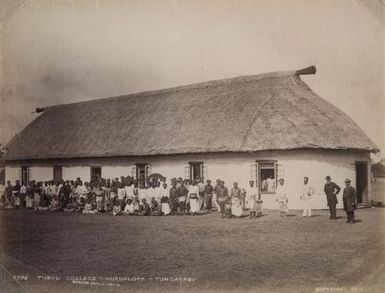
231 196 243 217
160 183 171 215
230 182 243 217
188 182 200 215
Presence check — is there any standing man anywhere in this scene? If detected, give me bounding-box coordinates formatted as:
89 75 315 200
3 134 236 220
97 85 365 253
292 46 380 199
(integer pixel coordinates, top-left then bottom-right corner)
215 180 227 218
204 180 214 213
300 177 315 218
177 181 188 216
276 178 288 217
169 182 179 215
197 178 206 210
342 178 357 224
324 176 340 220
213 179 222 213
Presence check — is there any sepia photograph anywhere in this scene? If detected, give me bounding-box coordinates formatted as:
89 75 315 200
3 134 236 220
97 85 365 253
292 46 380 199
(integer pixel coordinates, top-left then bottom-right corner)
0 0 384 292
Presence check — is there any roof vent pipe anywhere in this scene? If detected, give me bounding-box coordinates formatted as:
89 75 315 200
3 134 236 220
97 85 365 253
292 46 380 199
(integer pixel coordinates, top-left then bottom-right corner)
35 108 45 113
295 65 316 75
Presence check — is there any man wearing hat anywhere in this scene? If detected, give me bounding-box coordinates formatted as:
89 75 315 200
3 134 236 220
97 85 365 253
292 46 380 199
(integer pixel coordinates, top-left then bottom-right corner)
342 178 357 223
324 176 341 219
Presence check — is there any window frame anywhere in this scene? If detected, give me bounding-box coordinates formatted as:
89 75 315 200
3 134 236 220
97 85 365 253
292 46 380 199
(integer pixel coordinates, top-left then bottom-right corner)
21 166 30 185
257 160 277 194
53 166 63 183
90 166 102 182
135 163 151 181
188 161 204 181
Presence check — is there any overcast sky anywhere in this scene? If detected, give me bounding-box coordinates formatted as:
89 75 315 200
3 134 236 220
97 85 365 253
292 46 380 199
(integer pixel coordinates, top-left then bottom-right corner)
0 0 384 156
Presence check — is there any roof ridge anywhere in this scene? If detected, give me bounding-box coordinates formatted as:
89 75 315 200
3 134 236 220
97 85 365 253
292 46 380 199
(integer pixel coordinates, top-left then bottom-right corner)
44 70 296 110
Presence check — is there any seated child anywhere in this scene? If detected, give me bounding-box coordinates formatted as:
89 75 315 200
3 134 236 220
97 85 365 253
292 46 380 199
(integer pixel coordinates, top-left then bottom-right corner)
37 194 49 211
83 198 97 214
138 199 150 216
133 199 140 215
49 195 62 211
64 197 78 212
76 197 85 213
150 198 162 216
161 196 170 216
123 199 135 215
112 202 122 216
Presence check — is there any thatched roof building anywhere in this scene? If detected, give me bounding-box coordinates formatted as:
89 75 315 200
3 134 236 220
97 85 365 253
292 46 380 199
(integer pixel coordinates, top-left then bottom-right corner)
4 66 378 161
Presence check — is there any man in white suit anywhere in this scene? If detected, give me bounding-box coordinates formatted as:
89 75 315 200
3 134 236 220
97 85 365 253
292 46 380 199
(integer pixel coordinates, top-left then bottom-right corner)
300 177 315 217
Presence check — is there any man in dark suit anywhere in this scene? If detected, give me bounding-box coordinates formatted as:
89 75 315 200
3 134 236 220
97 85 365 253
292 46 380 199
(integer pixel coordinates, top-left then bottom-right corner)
342 178 357 224
324 176 340 219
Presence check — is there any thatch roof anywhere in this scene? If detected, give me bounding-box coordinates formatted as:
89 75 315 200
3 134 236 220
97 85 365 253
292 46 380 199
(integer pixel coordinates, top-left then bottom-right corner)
4 68 378 161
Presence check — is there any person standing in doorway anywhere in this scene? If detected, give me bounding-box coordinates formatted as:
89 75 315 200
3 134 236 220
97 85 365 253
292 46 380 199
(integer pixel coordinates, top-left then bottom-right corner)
300 177 315 218
324 176 340 220
342 178 357 224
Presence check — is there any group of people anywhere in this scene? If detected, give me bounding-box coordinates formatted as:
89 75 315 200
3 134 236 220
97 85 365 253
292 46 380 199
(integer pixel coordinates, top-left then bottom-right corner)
0 176 263 218
275 175 358 223
0 174 358 223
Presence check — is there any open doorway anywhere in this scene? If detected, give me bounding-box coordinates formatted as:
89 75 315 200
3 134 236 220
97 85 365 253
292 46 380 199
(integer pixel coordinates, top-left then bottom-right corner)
355 161 368 204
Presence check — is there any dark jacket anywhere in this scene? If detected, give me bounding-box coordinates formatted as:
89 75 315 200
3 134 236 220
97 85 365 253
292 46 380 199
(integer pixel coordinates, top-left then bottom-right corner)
343 185 357 212
324 182 340 206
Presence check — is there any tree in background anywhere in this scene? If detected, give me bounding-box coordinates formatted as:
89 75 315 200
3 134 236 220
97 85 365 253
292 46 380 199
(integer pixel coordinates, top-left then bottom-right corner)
0 144 6 184
371 158 385 178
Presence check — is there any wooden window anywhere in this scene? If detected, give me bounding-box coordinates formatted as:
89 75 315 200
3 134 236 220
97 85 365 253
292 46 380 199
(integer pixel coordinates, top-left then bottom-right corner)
257 161 277 193
53 166 63 183
189 162 204 181
135 163 151 181
21 166 30 185
90 166 102 182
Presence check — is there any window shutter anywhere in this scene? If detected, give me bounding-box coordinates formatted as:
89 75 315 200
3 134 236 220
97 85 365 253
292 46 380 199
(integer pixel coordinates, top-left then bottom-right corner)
145 164 152 177
184 165 190 180
131 166 137 179
250 163 258 182
275 163 285 181
27 167 30 183
18 168 22 182
200 164 205 181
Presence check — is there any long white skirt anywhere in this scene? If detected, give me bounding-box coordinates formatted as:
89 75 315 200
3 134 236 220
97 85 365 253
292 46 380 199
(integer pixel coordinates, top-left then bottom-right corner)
161 203 171 215
190 198 200 213
26 197 33 208
232 204 243 217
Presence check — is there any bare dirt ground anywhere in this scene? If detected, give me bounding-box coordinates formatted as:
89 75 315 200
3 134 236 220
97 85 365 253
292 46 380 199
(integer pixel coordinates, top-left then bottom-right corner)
0 207 384 293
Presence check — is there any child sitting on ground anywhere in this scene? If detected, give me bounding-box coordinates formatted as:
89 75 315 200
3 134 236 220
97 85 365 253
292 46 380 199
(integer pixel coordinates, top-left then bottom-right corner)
64 197 78 212
123 199 135 215
76 197 85 213
133 199 140 215
150 198 162 216
139 199 150 216
83 198 97 214
49 195 62 211
112 202 122 216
